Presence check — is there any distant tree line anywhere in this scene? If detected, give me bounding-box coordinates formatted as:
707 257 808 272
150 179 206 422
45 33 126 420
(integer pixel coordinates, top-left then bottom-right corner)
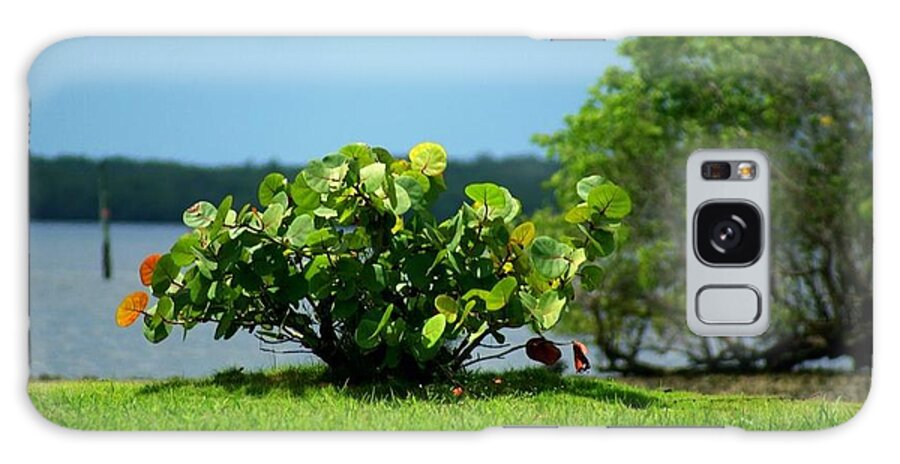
29 154 558 223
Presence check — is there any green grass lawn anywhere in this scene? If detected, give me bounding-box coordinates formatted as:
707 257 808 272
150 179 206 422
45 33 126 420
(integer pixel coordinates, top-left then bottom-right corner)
28 366 861 431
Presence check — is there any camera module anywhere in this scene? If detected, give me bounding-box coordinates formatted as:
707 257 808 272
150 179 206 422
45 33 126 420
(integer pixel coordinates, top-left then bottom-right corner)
694 201 762 266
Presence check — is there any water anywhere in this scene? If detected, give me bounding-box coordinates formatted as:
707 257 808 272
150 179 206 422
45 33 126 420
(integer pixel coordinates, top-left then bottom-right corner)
28 222 568 379
29 222 314 379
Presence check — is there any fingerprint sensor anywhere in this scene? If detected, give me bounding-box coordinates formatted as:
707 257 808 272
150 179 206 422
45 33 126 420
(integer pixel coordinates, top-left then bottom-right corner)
696 285 761 324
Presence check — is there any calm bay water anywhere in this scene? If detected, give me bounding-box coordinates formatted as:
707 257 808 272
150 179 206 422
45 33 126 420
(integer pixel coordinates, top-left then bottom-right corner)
29 222 314 379
28 222 559 379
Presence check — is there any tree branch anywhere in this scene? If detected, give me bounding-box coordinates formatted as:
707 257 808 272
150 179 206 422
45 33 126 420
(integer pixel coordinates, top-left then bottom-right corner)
460 343 527 369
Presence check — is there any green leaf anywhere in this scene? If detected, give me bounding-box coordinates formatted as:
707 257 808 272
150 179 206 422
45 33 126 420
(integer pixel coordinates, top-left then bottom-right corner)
170 233 199 266
313 206 338 219
182 201 217 229
390 159 410 175
359 162 386 192
409 142 448 176
485 276 518 311
354 319 379 350
587 183 632 219
580 264 604 291
304 228 334 246
576 175 606 201
270 191 289 210
529 236 573 279
375 304 394 335
186 274 207 304
461 288 491 302
206 281 219 301
494 187 522 223
447 211 465 251
467 321 489 344
395 175 425 210
214 309 236 340
286 215 315 247
510 221 536 246
210 195 233 235
304 255 332 298
464 183 506 210
322 153 349 169
421 314 447 349
533 290 566 330
150 254 180 295
564 204 593 224
372 146 394 164
384 318 406 347
383 170 398 207
194 250 217 279
456 299 476 328
434 295 459 323
387 183 411 215
579 225 617 257
261 203 285 235
157 296 174 321
565 248 587 280
401 171 431 193
519 291 537 313
303 159 348 193
361 264 387 292
143 320 171 344
339 143 374 164
290 175 321 212
258 173 287 207
142 304 171 343
354 304 395 350
142 303 161 329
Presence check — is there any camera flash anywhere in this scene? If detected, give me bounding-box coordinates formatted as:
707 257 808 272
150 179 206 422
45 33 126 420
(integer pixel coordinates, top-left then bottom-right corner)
737 162 756 180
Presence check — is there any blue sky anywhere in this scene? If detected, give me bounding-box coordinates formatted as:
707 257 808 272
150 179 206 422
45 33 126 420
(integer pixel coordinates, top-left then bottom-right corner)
29 37 626 165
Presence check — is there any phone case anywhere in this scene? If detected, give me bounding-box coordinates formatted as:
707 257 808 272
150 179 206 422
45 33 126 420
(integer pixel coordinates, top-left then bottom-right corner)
27 36 872 431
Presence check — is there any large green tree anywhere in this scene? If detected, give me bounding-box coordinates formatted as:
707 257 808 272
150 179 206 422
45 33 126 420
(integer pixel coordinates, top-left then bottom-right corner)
535 37 872 373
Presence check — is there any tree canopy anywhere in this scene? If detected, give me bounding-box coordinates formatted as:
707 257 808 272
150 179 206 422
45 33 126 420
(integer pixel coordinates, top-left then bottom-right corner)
535 37 872 373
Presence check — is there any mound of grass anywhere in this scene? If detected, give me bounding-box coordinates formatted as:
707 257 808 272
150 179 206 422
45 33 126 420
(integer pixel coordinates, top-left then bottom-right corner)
28 366 861 431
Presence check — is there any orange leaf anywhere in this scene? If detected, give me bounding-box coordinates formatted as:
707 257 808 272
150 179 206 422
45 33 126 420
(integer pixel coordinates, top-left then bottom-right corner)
525 338 561 366
573 340 591 373
139 253 162 286
116 291 149 327
451 386 464 397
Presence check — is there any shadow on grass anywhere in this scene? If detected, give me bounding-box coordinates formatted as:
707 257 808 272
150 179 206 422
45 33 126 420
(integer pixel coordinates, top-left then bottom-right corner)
421 368 659 409
138 366 327 398
138 365 659 409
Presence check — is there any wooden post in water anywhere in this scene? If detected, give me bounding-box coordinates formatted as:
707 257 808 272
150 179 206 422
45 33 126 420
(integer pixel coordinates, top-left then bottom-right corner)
99 160 112 279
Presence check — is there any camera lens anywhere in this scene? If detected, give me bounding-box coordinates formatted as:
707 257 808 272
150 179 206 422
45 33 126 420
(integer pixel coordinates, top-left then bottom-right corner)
711 219 743 251
694 202 762 266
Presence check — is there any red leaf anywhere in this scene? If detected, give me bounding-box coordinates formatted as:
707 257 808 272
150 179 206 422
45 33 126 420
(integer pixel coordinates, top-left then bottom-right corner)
573 340 591 373
525 338 562 366
139 253 162 286
451 386 464 397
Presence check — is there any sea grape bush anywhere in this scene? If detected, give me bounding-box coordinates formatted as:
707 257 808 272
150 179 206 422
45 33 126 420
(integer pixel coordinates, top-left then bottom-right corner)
115 142 631 381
